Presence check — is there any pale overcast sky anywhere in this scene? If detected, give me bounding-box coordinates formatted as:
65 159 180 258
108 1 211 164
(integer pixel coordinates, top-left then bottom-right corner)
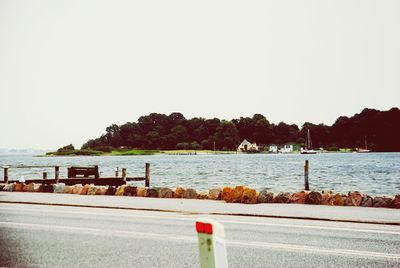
0 0 399 149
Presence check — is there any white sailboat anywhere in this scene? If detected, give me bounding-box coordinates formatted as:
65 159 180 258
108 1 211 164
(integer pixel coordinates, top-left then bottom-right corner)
300 129 317 154
357 136 371 153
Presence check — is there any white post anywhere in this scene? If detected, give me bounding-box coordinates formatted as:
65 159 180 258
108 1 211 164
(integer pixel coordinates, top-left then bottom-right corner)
196 218 228 268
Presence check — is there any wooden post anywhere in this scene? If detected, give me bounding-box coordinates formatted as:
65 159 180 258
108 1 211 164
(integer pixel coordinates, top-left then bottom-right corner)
115 167 119 177
94 165 99 179
145 163 150 187
4 167 8 183
43 172 48 180
122 168 127 181
304 160 310 191
55 166 60 184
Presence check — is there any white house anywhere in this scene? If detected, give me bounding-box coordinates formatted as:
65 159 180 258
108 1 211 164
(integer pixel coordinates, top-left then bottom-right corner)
279 143 294 153
269 144 278 153
237 139 259 152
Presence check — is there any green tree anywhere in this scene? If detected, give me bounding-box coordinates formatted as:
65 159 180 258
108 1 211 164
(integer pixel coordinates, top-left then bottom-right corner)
167 125 189 148
57 144 75 152
214 121 240 150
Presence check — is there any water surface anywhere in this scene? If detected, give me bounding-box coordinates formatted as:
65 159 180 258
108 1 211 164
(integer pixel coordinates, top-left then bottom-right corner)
1 153 399 196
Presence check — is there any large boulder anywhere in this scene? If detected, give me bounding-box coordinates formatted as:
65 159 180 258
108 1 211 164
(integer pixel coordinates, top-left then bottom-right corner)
1 183 8 191
183 188 198 199
54 183 65 193
330 194 345 206
4 183 16 192
221 187 234 203
146 188 159 198
123 186 137 196
71 184 83 195
159 188 174 198
257 190 274 203
22 183 35 192
391 195 400 209
289 191 309 204
38 184 45 192
21 183 29 192
95 186 108 195
105 186 116 195
241 188 258 204
274 192 290 203
33 183 41 192
81 184 90 195
39 184 54 193
115 185 127 196
137 187 147 197
174 187 185 198
14 183 24 192
1 184 8 191
46 184 54 193
305 191 323 205
361 195 373 207
321 191 334 205
66 185 75 194
344 191 363 206
373 196 392 208
197 192 209 199
208 188 222 200
87 185 97 195
232 186 245 203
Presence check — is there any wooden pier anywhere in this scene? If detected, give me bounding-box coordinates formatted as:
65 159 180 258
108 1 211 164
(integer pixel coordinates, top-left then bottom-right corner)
2 163 150 187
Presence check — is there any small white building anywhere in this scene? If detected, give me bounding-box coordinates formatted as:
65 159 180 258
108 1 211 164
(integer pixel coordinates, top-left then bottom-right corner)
269 144 278 153
279 143 294 153
237 139 259 152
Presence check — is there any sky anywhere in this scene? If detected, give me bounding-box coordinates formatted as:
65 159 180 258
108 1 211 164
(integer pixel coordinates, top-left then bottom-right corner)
0 0 399 150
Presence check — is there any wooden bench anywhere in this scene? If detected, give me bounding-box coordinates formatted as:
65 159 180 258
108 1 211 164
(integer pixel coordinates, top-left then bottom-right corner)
67 166 99 179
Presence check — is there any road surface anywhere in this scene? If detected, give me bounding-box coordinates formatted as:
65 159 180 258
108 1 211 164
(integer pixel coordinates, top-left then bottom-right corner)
0 203 399 267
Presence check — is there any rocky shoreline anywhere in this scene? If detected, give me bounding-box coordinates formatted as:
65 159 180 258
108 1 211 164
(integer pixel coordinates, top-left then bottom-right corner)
1 182 399 209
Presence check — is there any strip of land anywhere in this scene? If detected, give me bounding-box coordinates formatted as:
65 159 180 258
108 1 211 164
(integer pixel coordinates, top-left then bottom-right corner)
43 148 357 156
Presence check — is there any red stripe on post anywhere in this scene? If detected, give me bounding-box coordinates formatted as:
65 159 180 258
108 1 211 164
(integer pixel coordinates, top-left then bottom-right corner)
196 222 213 234
196 222 204 233
204 223 213 234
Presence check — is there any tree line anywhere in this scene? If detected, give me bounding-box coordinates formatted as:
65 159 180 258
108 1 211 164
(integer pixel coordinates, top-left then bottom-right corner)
81 107 400 152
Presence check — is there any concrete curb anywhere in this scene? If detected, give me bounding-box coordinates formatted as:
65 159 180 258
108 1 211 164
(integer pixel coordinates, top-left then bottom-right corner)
1 200 399 226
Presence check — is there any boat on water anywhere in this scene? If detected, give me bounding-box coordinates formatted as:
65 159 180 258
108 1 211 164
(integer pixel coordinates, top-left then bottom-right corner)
357 136 371 153
300 129 317 154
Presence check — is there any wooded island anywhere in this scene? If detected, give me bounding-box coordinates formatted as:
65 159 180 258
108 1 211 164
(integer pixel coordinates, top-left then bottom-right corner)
48 107 400 155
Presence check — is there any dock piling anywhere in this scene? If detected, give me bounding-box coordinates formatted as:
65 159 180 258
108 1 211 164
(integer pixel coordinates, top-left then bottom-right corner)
55 166 60 184
94 166 99 179
4 167 8 183
145 163 150 187
122 168 127 181
115 167 119 177
304 160 310 191
43 172 47 180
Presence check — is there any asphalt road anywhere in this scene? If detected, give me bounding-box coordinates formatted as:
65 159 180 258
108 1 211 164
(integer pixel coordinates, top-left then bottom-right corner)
0 203 399 268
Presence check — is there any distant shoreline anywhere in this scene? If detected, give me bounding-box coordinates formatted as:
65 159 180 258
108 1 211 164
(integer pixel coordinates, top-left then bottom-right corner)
42 149 236 157
40 148 372 157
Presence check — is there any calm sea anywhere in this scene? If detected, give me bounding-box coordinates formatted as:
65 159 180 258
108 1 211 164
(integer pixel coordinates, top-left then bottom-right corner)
1 153 399 196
